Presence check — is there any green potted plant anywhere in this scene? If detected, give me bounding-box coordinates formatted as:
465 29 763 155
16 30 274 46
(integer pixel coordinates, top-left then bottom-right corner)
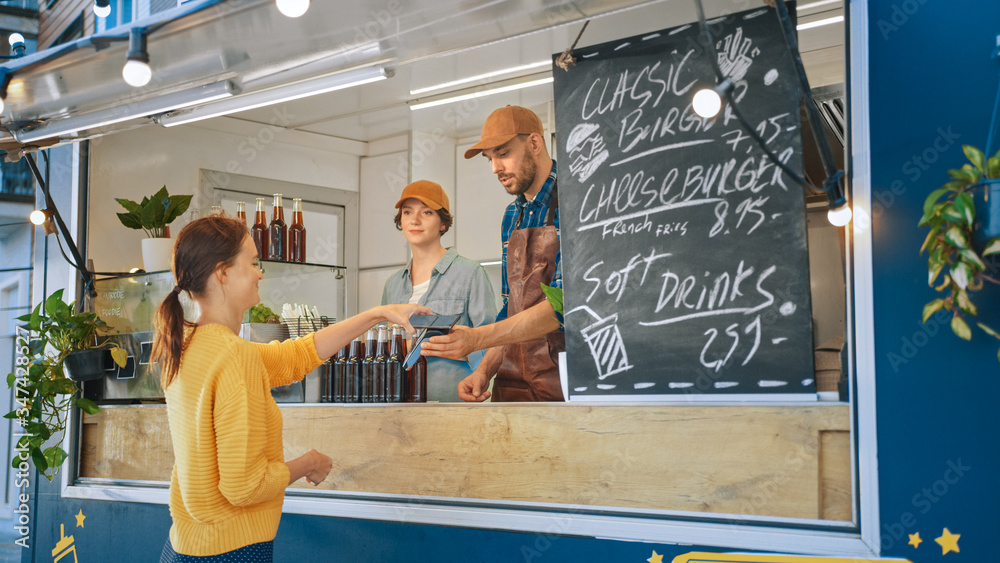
115 185 192 272
919 144 1000 361
4 290 126 480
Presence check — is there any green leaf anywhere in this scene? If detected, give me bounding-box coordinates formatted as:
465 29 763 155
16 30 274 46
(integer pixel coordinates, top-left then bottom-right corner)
922 299 945 323
955 289 978 316
919 226 939 255
951 315 972 340
944 226 970 249
927 261 944 286
963 144 986 173
74 397 101 415
116 212 143 230
982 237 1000 256
44 445 67 471
164 195 193 224
115 198 142 215
939 203 965 224
987 154 1000 178
954 191 976 225
951 261 971 289
922 187 951 219
977 322 1000 339
958 248 986 271
31 447 48 476
540 284 564 325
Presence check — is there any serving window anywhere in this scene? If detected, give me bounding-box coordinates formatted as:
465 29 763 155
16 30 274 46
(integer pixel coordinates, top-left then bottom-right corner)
61 0 876 555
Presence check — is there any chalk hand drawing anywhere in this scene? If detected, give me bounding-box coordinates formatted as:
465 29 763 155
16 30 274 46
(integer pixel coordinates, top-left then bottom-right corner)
716 27 759 82
566 122 610 182
568 306 633 380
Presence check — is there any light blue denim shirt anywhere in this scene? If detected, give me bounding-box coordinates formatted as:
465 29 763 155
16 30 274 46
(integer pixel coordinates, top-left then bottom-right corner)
381 247 498 402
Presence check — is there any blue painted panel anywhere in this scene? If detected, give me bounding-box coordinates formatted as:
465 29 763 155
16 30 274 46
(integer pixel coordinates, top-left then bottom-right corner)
867 1 1000 560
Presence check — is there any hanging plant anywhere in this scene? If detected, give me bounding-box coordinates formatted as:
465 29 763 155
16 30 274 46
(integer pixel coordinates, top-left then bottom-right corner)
918 144 1000 361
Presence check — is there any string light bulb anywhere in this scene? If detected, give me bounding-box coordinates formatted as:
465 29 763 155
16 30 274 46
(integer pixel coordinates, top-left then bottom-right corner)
93 0 111 18
825 174 852 226
692 89 722 118
122 28 152 87
29 209 47 225
827 202 852 226
691 78 734 119
276 0 309 18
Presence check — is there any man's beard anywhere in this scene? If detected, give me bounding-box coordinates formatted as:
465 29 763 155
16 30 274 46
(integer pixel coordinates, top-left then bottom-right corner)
501 153 538 197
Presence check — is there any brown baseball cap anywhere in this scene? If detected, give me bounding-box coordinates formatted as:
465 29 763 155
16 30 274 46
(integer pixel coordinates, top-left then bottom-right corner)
395 180 450 212
464 105 544 159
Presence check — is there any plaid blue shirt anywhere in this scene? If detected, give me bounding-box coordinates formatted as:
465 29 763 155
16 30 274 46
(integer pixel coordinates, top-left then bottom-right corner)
498 160 560 322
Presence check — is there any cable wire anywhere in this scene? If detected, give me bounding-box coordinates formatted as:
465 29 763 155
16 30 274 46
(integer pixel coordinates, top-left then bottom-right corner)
693 0 839 196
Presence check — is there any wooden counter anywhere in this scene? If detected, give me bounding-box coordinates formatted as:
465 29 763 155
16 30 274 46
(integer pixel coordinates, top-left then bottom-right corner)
80 403 851 521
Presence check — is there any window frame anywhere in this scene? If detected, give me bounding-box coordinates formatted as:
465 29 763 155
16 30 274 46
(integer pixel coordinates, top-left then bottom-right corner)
59 0 883 556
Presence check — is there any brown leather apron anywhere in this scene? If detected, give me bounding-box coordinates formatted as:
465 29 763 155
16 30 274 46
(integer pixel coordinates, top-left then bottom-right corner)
493 187 565 402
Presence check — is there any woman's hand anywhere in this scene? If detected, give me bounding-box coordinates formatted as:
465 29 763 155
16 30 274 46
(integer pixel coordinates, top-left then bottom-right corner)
287 448 333 486
377 303 432 335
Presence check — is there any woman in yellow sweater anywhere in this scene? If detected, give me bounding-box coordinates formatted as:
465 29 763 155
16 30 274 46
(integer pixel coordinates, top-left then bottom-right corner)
153 215 429 561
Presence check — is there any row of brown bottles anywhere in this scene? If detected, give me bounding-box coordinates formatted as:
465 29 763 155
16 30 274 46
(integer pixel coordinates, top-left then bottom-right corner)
321 324 427 403
244 194 307 263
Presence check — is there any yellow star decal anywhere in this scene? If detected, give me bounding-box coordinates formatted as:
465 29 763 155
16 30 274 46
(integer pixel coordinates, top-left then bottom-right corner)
908 532 922 548
74 509 86 528
647 551 663 563
934 528 960 555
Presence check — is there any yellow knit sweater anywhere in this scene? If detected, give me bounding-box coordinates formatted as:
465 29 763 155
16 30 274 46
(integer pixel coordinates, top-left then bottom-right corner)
164 324 323 556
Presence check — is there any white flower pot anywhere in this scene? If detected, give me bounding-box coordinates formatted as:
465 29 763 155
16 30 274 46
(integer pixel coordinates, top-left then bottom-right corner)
141 237 174 272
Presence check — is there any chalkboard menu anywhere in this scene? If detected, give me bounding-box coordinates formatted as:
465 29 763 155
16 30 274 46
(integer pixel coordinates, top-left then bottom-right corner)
553 5 815 399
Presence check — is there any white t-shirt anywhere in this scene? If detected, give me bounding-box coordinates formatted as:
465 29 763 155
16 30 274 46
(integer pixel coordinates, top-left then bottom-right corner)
409 279 430 304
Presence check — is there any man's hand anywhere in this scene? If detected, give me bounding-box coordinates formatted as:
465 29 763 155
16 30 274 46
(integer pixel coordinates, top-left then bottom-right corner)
421 325 480 360
457 369 491 402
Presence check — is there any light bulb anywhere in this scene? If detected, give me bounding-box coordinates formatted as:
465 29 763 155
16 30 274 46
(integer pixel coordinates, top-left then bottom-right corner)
692 88 723 118
30 210 47 226
276 0 309 17
827 204 852 227
8 33 24 47
93 1 111 17
122 59 152 87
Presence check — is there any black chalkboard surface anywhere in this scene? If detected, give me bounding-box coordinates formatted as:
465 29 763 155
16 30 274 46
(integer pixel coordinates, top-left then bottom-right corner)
553 5 815 399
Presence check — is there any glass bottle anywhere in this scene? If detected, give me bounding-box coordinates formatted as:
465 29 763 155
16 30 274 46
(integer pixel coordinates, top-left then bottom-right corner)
373 325 390 403
360 327 378 403
406 337 427 403
251 197 268 260
236 201 247 227
331 344 348 403
320 358 332 404
345 336 364 403
268 193 287 261
386 324 405 403
289 197 307 263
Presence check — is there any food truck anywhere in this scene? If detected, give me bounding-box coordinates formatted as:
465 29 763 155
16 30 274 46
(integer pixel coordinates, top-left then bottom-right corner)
0 0 997 561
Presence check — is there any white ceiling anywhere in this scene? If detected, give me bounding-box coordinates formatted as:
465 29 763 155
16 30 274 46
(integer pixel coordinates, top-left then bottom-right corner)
205 0 845 144
203 0 844 141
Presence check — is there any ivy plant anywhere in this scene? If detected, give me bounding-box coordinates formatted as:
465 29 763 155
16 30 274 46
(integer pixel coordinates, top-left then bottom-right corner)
4 290 126 480
919 145 1000 361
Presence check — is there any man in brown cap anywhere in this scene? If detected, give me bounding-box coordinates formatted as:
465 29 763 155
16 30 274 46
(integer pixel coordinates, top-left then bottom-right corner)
420 105 564 402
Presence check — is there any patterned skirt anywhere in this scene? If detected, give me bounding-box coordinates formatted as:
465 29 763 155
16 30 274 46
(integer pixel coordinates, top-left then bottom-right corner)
160 539 274 563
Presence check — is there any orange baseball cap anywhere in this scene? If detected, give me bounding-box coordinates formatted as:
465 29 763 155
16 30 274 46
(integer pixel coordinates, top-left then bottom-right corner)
464 105 544 159
395 180 450 212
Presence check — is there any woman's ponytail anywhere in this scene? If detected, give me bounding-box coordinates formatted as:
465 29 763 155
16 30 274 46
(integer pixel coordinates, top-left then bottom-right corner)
152 286 191 388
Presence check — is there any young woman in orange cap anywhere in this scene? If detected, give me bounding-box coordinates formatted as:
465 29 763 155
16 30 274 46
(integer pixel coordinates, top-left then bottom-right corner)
381 180 497 401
